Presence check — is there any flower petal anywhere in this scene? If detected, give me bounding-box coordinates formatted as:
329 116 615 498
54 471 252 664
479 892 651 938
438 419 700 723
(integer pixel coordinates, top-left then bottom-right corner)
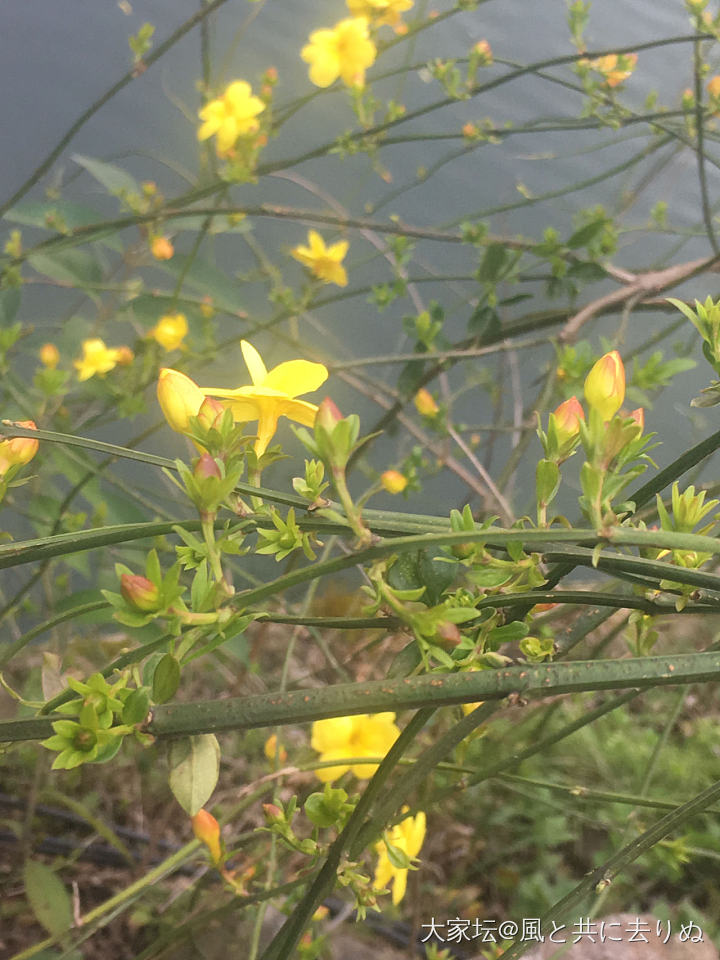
241 340 268 386
277 396 321 427
263 359 328 397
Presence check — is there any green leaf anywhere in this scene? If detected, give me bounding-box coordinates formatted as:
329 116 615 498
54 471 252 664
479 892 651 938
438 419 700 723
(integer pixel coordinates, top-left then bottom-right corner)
72 154 140 197
122 687 151 725
567 218 607 249
477 243 508 281
24 860 72 938
29 249 102 289
168 734 220 815
152 653 180 704
0 288 21 325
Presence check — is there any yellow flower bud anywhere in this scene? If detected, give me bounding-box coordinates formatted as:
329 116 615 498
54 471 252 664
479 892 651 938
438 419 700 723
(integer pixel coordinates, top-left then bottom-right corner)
157 368 205 433
413 388 439 416
708 75 720 100
0 421 39 475
552 395 585 443
39 343 60 369
381 469 408 494
583 351 625 421
150 236 174 260
115 346 134 366
191 809 223 865
150 312 188 352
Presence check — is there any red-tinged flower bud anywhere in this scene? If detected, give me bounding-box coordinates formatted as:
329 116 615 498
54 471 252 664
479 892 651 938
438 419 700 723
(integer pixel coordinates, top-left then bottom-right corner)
194 452 222 480
314 397 343 432
196 396 226 430
583 351 625 421
436 621 462 647
191 809 222 865
0 421 39 475
629 407 645 431
414 388 439 417
157 368 205 433
115 346 134 366
120 573 160 612
380 469 407 494
263 802 283 823
552 396 585 443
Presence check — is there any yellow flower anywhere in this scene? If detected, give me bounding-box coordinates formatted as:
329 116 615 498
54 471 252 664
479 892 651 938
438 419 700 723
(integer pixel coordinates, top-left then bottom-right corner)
310 712 400 782
202 340 328 456
0 421 39 475
191 809 223 866
291 230 349 287
39 343 60 369
150 236 174 260
264 733 288 763
197 80 266 156
301 18 377 88
157 367 205 433
381 469 407 494
150 313 188 352
587 53 637 87
413 387 439 416
346 0 413 29
583 350 625 421
374 806 426 904
74 338 126 381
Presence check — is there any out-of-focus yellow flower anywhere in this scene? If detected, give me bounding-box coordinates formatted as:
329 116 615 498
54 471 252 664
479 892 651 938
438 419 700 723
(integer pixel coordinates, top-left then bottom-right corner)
150 313 188 352
39 343 60 369
157 367 205 433
0 421 39 475
311 712 400 782
198 80 266 156
374 806 426 904
202 340 328 456
291 230 349 287
552 395 585 444
74 338 127 381
151 236 174 260
583 350 625 421
381 469 407 494
587 52 637 87
301 18 376 88
346 0 413 29
264 733 288 763
708 75 720 99
413 387 439 416
191 809 223 865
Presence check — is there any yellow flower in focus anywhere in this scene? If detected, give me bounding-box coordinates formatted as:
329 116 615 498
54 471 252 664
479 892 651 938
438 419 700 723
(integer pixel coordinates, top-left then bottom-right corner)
311 712 400 782
157 367 205 433
202 340 328 456
291 230 349 287
413 387 439 416
150 313 188 352
346 0 413 29
0 421 39 475
39 343 60 369
381 469 407 494
374 807 426 904
150 236 174 260
197 80 266 156
301 18 376 88
584 350 625 421
74 338 126 381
